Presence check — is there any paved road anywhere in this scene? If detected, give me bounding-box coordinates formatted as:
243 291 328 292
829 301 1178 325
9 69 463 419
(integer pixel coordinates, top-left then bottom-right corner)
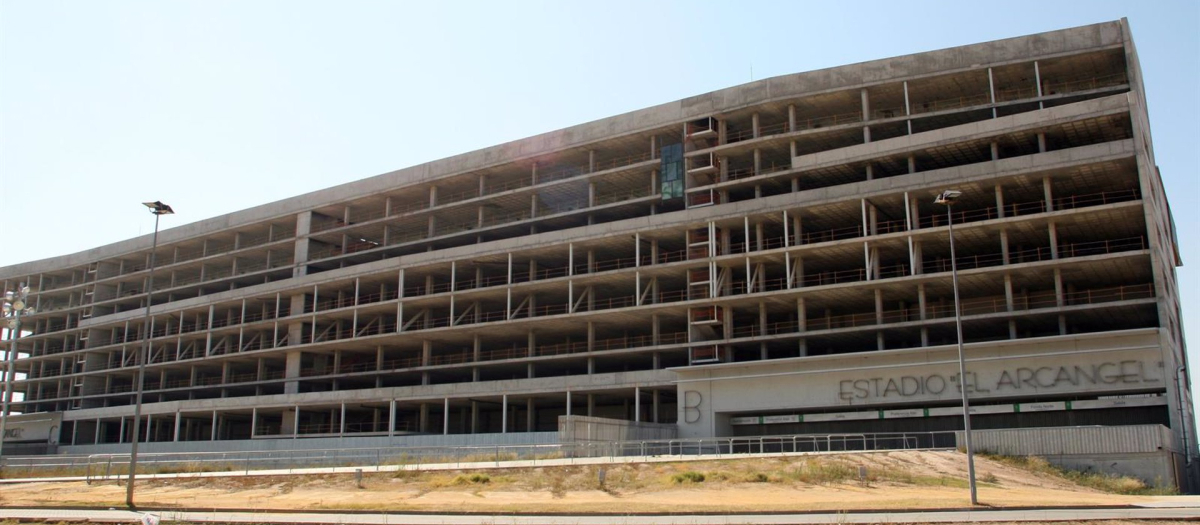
0 506 1198 524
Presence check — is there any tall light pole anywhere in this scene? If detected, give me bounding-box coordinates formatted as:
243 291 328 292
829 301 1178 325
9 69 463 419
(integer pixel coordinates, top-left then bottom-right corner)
0 284 35 467
934 189 978 505
127 200 174 508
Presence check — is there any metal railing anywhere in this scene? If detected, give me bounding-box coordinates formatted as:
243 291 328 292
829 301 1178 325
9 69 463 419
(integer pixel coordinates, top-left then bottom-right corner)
0 430 957 480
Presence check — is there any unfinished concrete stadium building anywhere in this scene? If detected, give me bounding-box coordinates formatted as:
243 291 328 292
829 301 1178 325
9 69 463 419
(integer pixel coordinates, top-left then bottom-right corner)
0 19 1194 486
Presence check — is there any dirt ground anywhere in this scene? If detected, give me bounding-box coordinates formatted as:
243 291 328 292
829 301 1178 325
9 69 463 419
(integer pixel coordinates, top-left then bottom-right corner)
0 451 1187 513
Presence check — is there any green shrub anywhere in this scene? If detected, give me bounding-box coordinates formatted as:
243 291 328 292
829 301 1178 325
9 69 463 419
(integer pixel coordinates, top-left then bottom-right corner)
449 473 490 485
670 471 705 483
744 472 770 483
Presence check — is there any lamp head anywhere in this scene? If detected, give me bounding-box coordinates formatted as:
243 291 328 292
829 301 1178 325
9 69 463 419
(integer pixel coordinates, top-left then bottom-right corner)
142 201 175 215
934 190 963 206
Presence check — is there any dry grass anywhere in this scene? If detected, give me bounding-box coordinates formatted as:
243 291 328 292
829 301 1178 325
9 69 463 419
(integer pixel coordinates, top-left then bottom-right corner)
981 454 1176 495
0 451 1182 513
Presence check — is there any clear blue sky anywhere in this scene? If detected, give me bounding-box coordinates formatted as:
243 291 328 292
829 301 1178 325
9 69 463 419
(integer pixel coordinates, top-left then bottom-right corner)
1 1 1198 395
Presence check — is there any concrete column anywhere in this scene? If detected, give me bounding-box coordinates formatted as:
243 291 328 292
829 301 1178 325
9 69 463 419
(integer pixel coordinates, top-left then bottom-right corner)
796 297 807 332
987 183 1001 219
903 80 912 135
501 395 508 433
759 302 768 340
788 104 796 132
1004 274 1015 312
419 403 429 433
652 390 660 423
912 240 923 274
1000 229 1010 264
918 283 928 320
988 67 997 118
875 289 884 325
381 401 393 436
211 411 218 441
909 195 920 230
587 394 595 417
1054 268 1065 307
586 321 595 352
339 403 346 436
566 391 572 416
118 417 125 444
292 211 312 278
526 398 535 432
634 387 641 423
860 88 871 143
1048 222 1059 259
1043 177 1054 211
470 401 478 434
444 398 450 435
1034 60 1044 109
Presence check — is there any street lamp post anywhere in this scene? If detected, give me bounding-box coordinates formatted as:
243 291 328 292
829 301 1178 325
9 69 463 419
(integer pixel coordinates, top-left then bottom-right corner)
127 200 174 508
934 189 978 505
0 284 35 468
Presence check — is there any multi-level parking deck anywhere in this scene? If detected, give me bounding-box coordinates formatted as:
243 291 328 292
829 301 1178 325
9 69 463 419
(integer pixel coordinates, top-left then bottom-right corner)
0 20 1189 461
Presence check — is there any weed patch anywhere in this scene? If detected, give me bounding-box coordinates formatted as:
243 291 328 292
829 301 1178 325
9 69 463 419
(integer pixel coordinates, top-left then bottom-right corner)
981 453 1175 495
670 471 705 484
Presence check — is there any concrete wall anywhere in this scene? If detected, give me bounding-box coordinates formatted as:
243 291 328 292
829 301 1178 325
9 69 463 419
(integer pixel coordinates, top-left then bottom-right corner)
2 412 63 445
558 415 677 443
59 431 558 456
674 330 1165 439
959 424 1179 488
961 423 1173 456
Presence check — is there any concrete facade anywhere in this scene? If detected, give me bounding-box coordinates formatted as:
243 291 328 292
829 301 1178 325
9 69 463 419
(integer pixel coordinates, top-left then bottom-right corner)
0 19 1194 487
